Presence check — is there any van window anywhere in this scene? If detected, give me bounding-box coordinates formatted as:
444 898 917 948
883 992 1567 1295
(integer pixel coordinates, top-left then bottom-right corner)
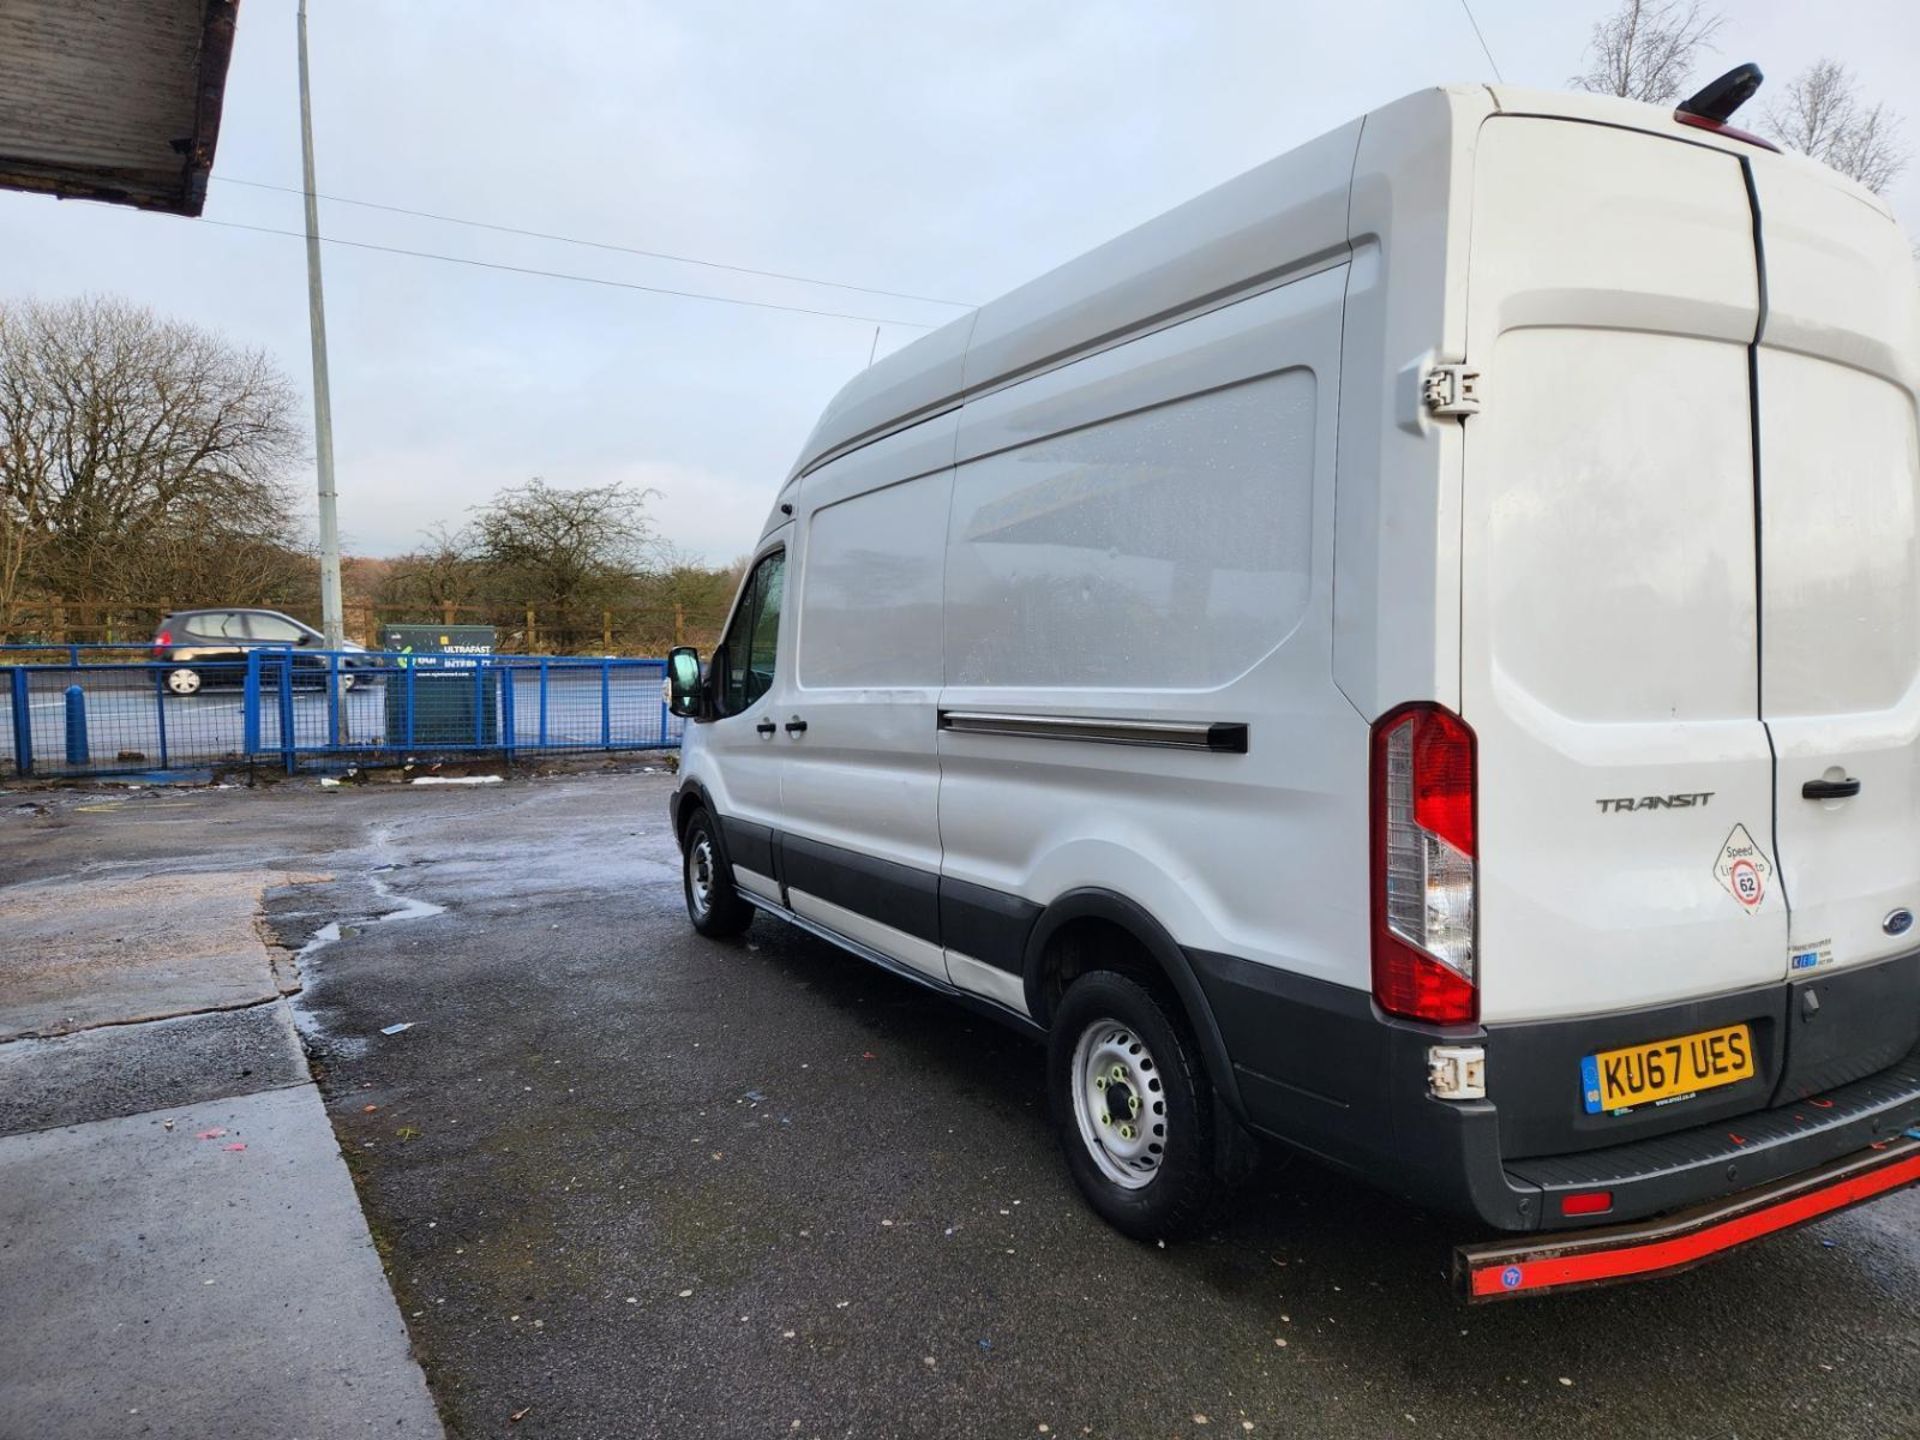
945 371 1315 688
721 551 785 712
799 473 948 689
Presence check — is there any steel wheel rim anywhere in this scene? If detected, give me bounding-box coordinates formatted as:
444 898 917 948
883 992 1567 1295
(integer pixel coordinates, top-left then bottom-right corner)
688 833 715 920
166 668 200 695
1069 1018 1167 1190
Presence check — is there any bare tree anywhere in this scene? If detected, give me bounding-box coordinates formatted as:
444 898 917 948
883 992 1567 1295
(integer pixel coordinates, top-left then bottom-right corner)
1764 59 1909 194
0 492 45 639
469 477 661 647
0 296 306 617
1571 0 1724 105
382 521 481 615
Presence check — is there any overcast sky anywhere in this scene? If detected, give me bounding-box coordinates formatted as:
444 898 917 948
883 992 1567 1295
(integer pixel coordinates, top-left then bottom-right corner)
4 0 1916 564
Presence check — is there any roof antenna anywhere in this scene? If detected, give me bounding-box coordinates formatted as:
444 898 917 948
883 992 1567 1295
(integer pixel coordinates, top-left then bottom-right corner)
867 325 881 368
1677 63 1763 124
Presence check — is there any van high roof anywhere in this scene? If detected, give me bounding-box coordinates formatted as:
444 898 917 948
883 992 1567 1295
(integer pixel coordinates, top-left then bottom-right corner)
788 83 1887 485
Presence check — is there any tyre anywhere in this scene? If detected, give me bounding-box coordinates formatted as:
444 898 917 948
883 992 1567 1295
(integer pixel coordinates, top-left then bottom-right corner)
1050 970 1225 1241
165 666 202 696
682 810 753 939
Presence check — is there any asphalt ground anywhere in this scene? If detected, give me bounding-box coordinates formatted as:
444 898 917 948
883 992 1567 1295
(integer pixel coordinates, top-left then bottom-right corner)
5 772 1917 1439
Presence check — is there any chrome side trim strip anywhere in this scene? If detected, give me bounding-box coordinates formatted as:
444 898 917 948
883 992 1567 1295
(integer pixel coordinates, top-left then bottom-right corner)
938 710 1249 754
738 891 1040 1033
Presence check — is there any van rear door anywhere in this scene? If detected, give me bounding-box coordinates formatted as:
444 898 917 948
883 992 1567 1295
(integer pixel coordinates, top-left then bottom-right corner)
1751 162 1920 999
1461 117 1784 1022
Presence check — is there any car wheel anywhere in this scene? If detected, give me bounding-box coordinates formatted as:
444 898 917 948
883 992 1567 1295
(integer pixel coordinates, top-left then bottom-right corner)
683 811 752 938
338 671 358 693
165 667 202 696
1050 970 1226 1241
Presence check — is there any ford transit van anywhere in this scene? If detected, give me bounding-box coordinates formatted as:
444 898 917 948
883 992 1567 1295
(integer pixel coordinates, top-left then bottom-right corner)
665 79 1920 1297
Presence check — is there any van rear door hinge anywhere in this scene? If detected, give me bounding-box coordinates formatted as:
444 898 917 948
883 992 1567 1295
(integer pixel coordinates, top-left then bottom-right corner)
1423 363 1482 418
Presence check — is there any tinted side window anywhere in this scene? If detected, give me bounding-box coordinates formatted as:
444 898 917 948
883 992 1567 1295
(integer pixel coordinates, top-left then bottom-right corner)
719 552 784 714
247 612 306 643
194 612 248 640
742 553 784 706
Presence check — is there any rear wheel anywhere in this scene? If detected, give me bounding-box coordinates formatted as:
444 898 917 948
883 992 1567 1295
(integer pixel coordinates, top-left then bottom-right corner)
682 810 752 939
1050 970 1224 1241
164 666 201 696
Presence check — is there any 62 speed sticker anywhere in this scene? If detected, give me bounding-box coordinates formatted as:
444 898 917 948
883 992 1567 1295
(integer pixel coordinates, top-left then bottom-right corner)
1714 824 1774 913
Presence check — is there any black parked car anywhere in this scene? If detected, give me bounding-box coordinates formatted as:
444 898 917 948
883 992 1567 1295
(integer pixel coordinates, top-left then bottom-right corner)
151 608 369 696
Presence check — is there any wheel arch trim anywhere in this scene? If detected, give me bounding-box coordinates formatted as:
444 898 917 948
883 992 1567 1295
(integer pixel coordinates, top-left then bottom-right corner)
1022 887 1248 1122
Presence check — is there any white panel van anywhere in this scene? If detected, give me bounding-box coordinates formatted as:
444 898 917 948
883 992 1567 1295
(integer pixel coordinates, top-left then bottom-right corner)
665 77 1920 1297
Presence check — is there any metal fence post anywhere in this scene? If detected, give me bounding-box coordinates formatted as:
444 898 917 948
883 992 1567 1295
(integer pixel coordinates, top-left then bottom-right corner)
151 663 170 771
64 685 89 766
277 652 297 774
537 658 549 748
500 661 517 761
473 659 484 748
326 652 341 749
243 652 262 757
404 664 416 748
600 659 612 749
655 661 668 748
10 669 32 776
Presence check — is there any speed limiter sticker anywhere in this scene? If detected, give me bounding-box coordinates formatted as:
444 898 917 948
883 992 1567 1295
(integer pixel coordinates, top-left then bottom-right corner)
1714 824 1774 913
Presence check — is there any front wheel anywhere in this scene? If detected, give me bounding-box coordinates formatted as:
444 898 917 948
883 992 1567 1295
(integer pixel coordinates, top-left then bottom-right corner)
682 811 752 939
1050 970 1226 1241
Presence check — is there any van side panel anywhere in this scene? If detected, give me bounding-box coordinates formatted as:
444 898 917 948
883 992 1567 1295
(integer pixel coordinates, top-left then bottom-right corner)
1331 86 1492 720
936 266 1366 998
1461 116 1782 1023
959 122 1360 397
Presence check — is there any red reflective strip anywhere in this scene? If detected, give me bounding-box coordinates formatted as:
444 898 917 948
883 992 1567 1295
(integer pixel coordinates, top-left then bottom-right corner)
1471 1151 1920 1298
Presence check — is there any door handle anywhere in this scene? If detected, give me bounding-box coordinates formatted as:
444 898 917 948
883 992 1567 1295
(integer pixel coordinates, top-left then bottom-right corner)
755 719 776 737
1802 777 1861 800
785 717 808 735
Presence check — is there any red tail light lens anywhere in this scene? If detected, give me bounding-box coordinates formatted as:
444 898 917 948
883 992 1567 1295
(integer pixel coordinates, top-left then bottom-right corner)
153 630 171 650
1371 702 1478 1025
1560 1190 1614 1217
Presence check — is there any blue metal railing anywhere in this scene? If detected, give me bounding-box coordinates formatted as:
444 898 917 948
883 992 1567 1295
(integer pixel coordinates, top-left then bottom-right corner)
0 648 682 778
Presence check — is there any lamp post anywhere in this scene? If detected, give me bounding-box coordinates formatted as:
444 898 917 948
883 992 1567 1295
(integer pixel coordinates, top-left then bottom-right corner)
297 0 344 649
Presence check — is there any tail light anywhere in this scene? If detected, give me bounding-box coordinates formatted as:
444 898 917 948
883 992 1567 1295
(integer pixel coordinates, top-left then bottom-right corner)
1370 702 1478 1024
153 630 171 651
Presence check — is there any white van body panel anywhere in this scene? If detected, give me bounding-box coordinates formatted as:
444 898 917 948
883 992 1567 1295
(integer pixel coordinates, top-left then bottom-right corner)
1751 160 1920 980
1460 116 1782 1022
782 413 956 886
693 523 793 881
788 119 1364 484
1332 85 1491 720
937 263 1363 991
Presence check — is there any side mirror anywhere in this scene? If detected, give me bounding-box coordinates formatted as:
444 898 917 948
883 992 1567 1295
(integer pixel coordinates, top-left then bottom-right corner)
666 646 704 718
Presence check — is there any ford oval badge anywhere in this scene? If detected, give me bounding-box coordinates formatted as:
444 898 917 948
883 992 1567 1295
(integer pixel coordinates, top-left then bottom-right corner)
1885 908 1915 938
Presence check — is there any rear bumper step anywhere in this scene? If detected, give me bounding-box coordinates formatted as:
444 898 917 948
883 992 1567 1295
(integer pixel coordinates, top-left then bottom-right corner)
1456 1132 1920 1300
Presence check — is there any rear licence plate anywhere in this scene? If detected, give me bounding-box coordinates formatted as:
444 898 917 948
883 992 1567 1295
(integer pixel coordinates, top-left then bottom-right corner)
1581 1024 1754 1115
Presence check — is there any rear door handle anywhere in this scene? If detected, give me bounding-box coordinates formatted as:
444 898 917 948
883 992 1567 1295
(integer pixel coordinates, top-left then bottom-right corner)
1802 777 1861 800
785 717 808 735
755 719 776 737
